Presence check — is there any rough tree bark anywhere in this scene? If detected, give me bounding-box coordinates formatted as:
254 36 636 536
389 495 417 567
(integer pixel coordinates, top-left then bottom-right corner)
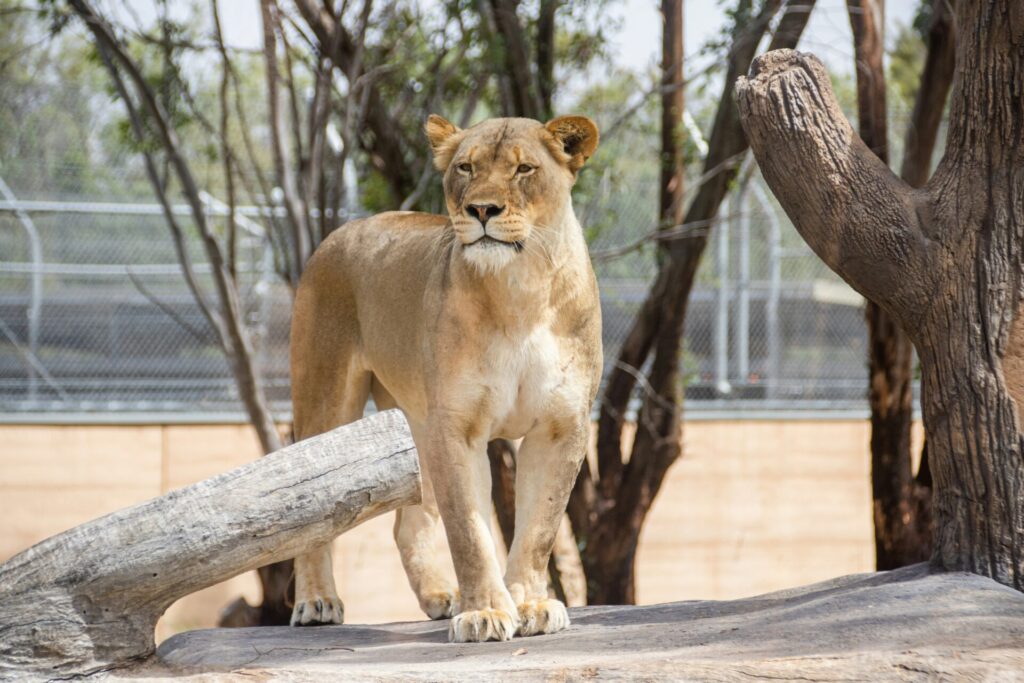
851 0 955 570
736 0 1024 588
0 410 420 679
571 0 815 605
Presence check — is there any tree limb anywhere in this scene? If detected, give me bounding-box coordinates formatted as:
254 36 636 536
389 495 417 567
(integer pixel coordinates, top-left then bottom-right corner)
536 0 557 119
735 49 930 325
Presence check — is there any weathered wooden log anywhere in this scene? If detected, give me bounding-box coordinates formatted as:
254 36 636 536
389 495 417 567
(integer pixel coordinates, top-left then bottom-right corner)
0 409 420 679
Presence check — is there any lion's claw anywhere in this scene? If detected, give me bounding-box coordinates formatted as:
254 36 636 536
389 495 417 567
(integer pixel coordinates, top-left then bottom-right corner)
290 595 345 626
448 607 518 642
516 599 569 636
422 589 460 620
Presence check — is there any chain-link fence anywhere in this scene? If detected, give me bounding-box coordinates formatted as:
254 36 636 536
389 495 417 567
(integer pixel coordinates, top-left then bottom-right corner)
0 155 892 420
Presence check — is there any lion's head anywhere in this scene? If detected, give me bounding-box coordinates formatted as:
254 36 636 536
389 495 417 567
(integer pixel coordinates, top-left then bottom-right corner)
424 115 599 273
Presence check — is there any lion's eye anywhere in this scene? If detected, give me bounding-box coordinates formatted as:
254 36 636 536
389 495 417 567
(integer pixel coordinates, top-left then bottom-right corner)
516 164 535 175
456 163 473 174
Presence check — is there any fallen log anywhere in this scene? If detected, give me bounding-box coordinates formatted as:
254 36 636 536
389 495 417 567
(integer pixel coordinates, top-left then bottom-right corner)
0 409 420 679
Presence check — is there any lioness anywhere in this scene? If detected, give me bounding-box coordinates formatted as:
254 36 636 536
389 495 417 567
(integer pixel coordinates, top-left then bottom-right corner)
289 114 602 642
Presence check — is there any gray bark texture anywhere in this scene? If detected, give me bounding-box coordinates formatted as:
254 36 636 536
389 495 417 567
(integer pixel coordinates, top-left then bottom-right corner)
0 410 420 679
736 0 1024 589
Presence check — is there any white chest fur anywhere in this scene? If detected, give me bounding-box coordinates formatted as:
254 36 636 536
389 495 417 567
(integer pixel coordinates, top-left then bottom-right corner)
450 324 583 441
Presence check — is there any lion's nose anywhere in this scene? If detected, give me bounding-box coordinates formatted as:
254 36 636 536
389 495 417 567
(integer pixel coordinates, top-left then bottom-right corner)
467 203 505 227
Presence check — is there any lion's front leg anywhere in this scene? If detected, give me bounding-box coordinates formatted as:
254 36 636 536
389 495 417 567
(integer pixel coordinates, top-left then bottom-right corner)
425 424 518 642
504 419 587 637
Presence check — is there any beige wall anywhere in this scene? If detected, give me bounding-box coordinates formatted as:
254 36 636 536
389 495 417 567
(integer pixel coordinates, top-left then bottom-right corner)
0 419 915 642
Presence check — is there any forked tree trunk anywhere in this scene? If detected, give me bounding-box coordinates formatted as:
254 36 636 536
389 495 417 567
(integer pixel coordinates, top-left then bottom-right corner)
736 0 1024 588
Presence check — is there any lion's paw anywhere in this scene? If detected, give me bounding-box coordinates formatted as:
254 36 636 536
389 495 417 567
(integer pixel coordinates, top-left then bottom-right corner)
290 595 344 626
421 588 460 620
448 608 518 642
516 599 569 637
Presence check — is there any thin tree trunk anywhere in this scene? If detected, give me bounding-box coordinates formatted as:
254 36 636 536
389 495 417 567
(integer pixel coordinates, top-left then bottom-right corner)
659 0 685 234
575 0 814 605
260 0 312 285
536 0 558 120
488 439 518 549
68 0 292 629
736 0 1024 588
488 0 542 119
855 0 955 569
846 0 919 571
582 0 687 607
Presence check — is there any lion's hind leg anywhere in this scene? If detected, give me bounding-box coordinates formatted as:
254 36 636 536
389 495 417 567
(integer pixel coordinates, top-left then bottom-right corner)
290 354 372 626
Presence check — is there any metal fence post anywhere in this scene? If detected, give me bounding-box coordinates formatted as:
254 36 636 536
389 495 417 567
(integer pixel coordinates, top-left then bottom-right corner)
0 176 42 402
734 171 752 385
715 200 731 396
757 181 783 401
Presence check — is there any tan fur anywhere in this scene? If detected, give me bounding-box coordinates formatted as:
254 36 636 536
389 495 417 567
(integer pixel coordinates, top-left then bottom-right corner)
289 116 602 642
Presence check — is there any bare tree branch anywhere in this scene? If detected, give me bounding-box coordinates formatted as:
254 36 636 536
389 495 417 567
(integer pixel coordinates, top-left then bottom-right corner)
69 0 283 454
292 0 417 204
261 0 313 285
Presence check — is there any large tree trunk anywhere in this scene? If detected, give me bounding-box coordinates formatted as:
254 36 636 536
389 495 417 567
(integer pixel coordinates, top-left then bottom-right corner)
736 0 1024 588
572 0 816 605
0 411 420 679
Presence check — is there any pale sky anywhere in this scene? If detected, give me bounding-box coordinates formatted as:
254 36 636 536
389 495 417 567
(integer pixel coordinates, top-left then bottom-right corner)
123 0 921 83
611 0 919 76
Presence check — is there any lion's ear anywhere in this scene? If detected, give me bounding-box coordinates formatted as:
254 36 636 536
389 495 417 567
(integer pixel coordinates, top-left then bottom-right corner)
544 116 599 174
424 114 462 171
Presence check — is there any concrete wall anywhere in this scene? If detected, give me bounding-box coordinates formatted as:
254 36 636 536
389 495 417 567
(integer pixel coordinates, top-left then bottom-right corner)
0 419 917 642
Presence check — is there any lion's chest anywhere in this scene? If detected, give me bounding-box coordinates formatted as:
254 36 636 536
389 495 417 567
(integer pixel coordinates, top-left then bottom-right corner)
449 326 585 441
